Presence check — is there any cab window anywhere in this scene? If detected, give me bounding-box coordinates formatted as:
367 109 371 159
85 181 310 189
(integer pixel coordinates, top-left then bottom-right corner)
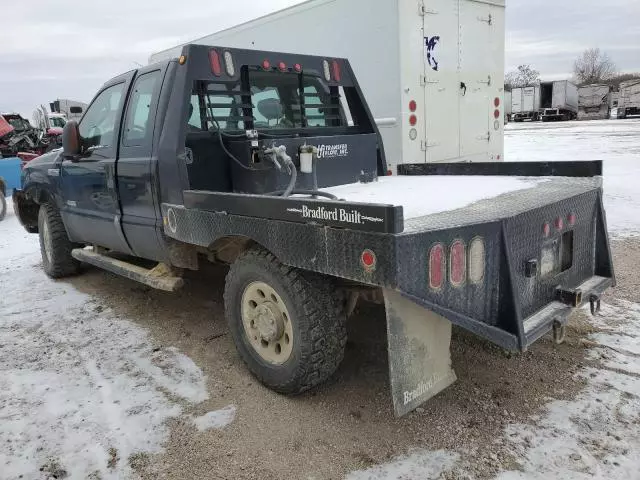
79 83 125 150
123 71 160 145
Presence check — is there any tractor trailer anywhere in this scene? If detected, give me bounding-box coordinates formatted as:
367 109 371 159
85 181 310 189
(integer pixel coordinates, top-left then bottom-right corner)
150 0 506 170
540 80 578 122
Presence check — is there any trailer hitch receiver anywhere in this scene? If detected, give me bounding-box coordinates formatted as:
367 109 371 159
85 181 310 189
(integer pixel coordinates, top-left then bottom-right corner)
556 287 583 307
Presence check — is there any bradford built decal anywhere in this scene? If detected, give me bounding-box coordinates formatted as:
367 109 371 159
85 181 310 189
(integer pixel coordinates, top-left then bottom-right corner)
317 144 348 159
287 205 383 226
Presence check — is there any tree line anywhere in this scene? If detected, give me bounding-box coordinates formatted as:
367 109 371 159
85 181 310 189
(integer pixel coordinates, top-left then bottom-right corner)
505 48 639 90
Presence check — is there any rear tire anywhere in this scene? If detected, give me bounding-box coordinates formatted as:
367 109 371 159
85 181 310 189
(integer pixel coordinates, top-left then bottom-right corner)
38 203 80 278
224 247 347 395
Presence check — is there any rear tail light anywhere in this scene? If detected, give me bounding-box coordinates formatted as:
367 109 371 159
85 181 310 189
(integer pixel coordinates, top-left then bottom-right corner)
331 60 341 82
409 115 417 126
278 61 287 72
361 250 377 271
323 60 331 81
262 59 271 70
568 213 576 226
468 237 485 285
294 63 302 73
494 97 500 107
224 51 235 76
429 244 445 289
409 100 417 112
450 241 466 287
494 109 501 119
555 217 564 231
543 223 551 238
209 49 221 77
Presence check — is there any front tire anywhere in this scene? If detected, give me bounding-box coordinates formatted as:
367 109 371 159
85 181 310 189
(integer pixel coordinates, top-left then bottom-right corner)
38 203 80 278
224 247 347 395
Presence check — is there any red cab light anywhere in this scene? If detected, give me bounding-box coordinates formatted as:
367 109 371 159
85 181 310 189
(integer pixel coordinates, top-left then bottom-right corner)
409 100 417 112
262 59 271 70
494 97 500 107
386 169 393 176
209 49 222 77
429 244 445 289
294 63 302 72
409 114 417 126
568 213 577 226
332 60 341 82
555 217 564 231
361 250 376 271
278 61 287 72
450 241 466 287
494 109 501 119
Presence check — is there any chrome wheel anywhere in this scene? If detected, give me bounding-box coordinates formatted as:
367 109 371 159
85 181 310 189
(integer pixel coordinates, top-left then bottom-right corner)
241 281 294 365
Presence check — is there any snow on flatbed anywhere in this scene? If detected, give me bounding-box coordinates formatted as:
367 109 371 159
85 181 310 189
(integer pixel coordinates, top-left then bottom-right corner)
322 176 546 220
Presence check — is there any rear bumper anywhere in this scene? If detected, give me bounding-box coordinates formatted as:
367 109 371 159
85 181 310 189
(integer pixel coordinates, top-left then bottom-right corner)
523 275 613 347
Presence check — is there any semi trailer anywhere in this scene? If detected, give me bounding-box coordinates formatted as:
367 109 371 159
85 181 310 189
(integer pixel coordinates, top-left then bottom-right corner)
617 79 640 119
150 0 506 170
540 80 578 122
14 45 614 417
578 84 611 121
511 86 540 122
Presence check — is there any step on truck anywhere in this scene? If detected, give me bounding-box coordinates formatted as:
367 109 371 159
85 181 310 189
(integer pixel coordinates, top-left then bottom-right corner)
14 45 615 416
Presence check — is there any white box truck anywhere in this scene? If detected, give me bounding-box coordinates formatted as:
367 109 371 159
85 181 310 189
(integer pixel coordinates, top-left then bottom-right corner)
578 84 611 121
540 80 578 122
511 86 540 122
150 0 506 171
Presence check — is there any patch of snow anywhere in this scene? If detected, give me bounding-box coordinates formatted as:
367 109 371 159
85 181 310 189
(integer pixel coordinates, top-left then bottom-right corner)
506 119 640 237
322 176 543 220
345 450 459 480
495 298 640 480
192 405 237 431
0 200 209 479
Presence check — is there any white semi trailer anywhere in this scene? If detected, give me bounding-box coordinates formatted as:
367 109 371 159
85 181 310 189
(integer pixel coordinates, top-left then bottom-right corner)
539 80 578 122
150 0 506 170
511 86 540 122
578 84 611 121
617 79 640 119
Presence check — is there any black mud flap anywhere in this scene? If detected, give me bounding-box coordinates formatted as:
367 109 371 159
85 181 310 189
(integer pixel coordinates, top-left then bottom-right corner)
384 289 457 417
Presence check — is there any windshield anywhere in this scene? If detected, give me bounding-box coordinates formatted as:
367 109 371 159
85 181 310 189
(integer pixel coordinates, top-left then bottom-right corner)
50 117 66 128
7 118 30 131
190 69 350 132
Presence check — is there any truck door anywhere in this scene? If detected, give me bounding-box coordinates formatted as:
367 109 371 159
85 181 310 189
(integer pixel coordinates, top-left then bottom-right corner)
117 67 166 261
423 0 460 162
458 0 494 158
60 77 133 253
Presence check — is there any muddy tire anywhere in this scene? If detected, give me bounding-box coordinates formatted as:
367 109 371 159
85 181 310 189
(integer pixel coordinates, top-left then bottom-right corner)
224 247 347 395
0 194 6 222
38 203 80 278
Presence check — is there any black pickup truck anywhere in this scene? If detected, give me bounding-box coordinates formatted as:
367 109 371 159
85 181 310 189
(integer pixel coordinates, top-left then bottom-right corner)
14 44 614 416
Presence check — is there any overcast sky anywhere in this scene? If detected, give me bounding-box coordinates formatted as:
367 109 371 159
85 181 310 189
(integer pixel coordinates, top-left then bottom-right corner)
2 0 639 121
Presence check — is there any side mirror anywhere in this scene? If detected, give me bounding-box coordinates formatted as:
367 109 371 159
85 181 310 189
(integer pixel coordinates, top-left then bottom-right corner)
62 121 81 159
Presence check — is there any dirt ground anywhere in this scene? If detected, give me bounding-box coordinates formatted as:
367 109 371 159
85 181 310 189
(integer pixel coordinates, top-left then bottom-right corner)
61 237 638 480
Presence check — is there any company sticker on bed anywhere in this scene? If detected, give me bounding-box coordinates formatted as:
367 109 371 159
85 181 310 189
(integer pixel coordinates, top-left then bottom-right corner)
286 205 384 226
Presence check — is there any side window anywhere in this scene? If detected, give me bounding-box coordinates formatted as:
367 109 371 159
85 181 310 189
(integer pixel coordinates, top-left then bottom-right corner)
188 95 204 130
123 71 160 145
79 83 125 150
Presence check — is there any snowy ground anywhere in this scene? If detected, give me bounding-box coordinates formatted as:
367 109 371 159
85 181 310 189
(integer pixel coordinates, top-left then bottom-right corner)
0 202 232 479
1 118 640 479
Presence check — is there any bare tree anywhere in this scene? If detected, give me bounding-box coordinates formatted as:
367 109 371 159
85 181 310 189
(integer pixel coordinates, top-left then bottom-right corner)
505 65 540 89
574 48 617 85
